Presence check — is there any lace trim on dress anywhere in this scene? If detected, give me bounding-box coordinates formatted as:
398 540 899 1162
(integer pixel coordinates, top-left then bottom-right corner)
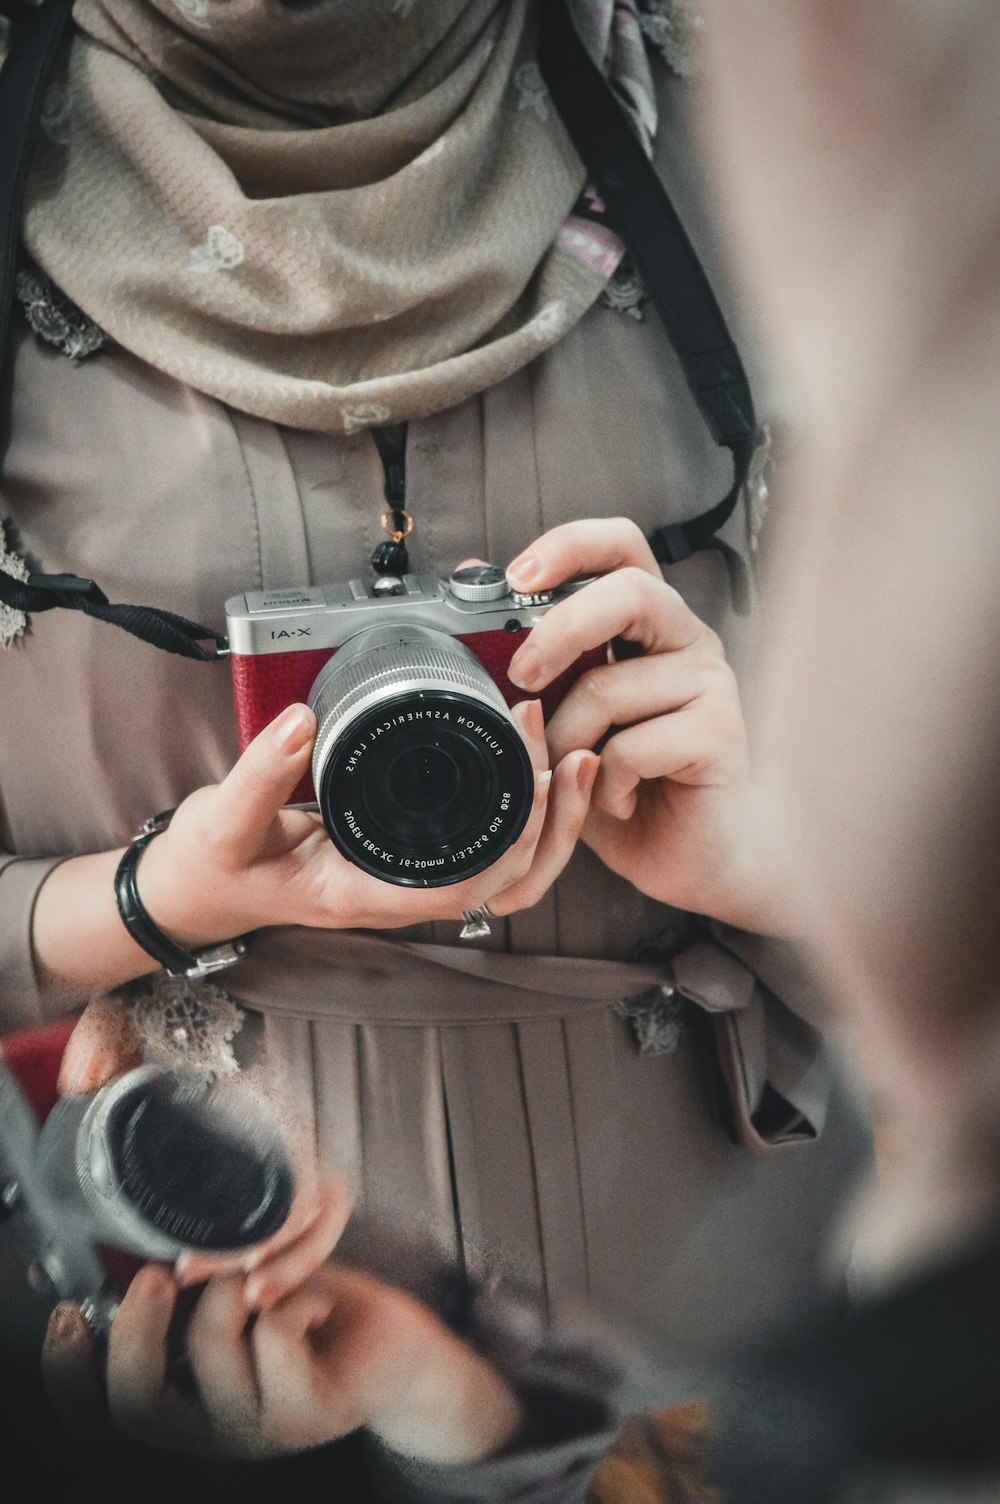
637 0 705 79
602 255 649 321
15 268 107 361
615 983 686 1056
127 973 245 1080
0 520 29 649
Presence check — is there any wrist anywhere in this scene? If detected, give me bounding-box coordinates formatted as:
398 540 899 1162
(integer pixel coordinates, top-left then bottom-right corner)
702 786 805 938
133 827 253 954
32 849 161 1000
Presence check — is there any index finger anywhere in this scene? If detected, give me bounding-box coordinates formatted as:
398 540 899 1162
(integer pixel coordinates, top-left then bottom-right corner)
506 518 662 594
508 569 704 692
106 1265 179 1440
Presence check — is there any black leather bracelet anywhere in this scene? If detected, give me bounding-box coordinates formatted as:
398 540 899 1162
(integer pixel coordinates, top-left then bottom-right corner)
114 810 248 980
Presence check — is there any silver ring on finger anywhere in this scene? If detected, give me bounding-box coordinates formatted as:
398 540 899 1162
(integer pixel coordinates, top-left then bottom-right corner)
458 903 496 941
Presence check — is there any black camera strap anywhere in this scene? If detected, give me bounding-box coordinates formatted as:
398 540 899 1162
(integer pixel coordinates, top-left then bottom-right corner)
0 0 71 380
0 0 228 660
538 0 760 607
0 0 761 661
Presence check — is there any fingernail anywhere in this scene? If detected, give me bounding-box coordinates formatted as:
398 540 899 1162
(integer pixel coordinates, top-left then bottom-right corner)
507 554 540 588
132 1265 173 1306
509 646 541 690
243 1251 261 1274
272 704 312 754
521 698 544 738
244 1276 263 1308
576 756 597 795
62 1053 93 1095
537 770 553 800
174 1252 197 1284
48 1305 84 1346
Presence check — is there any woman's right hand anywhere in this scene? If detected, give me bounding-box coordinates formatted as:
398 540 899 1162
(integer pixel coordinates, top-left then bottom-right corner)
43 1262 524 1466
139 700 597 949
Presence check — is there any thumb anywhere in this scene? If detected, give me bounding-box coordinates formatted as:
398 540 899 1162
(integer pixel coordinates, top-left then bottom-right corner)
210 703 317 865
42 1303 109 1442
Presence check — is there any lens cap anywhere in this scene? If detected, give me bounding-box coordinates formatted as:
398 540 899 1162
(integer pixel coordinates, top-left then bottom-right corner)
105 1076 294 1251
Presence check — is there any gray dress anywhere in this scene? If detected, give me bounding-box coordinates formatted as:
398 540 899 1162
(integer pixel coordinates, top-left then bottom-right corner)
0 73 869 1351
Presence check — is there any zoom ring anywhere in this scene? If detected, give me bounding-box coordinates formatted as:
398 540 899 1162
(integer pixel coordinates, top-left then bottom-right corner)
311 643 511 786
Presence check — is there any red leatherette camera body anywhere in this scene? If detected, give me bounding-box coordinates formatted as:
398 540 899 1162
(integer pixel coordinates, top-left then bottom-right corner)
229 579 605 805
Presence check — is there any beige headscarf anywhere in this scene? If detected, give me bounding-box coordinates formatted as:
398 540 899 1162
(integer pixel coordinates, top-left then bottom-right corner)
22 0 660 435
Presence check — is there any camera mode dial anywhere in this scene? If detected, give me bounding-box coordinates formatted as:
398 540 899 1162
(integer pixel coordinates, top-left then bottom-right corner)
448 565 508 602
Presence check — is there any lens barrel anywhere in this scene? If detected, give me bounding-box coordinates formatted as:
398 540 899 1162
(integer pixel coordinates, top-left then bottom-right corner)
309 625 533 887
50 1068 296 1260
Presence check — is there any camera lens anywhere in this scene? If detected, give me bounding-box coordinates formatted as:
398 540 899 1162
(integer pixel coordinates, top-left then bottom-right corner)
350 710 500 855
103 1080 293 1251
53 1069 296 1260
388 745 460 817
309 625 534 887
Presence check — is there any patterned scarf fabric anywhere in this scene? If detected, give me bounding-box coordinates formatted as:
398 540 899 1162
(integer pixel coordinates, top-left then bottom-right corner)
21 0 666 435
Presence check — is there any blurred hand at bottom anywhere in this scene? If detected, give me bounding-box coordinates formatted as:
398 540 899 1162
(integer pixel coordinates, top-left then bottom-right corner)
42 1262 523 1465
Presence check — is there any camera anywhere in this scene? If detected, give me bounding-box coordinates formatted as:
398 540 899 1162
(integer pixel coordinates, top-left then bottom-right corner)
34 1066 295 1266
226 566 604 888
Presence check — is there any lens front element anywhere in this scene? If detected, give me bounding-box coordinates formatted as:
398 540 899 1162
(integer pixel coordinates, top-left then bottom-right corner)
310 627 533 887
388 744 461 821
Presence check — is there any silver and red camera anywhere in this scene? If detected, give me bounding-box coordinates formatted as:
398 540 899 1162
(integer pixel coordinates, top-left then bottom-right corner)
225 566 603 888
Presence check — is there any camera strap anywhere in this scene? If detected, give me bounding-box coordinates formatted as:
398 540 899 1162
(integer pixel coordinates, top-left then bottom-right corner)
0 0 229 660
0 0 762 660
538 0 761 609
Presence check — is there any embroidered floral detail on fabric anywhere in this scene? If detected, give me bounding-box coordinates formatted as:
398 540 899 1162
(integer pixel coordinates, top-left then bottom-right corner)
615 983 686 1056
637 0 704 79
189 225 246 274
170 0 210 26
130 974 244 1080
526 299 569 343
514 62 551 123
746 423 773 553
0 520 29 649
557 220 624 281
602 255 649 321
412 138 446 168
341 402 394 434
39 82 71 146
15 269 107 361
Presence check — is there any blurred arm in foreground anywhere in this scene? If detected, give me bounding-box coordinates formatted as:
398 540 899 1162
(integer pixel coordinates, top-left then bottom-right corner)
701 0 1000 1281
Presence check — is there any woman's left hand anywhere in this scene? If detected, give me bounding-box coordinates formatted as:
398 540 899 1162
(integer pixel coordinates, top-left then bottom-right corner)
506 518 777 933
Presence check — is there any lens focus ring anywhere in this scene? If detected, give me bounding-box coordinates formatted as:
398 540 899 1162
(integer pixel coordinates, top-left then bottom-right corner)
311 640 512 790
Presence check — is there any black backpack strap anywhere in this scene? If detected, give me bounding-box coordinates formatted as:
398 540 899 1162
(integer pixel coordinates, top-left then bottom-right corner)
0 0 227 660
539 0 763 610
0 0 75 373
